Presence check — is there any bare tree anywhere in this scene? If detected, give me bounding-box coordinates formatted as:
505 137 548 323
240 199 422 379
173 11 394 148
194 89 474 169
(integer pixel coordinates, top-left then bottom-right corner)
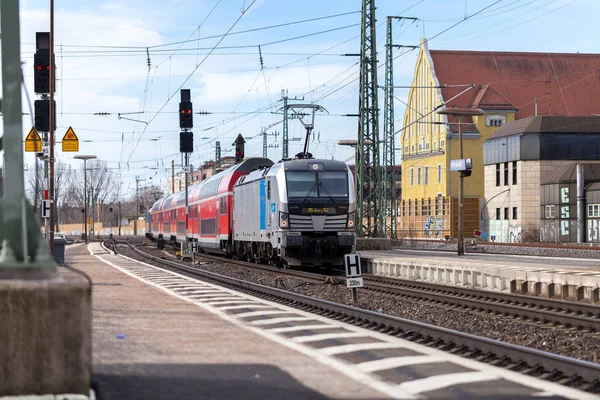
26 159 44 211
138 184 165 212
62 159 118 226
26 160 71 230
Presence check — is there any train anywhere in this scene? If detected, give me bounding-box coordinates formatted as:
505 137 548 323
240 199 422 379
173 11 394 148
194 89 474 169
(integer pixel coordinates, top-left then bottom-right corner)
145 156 356 267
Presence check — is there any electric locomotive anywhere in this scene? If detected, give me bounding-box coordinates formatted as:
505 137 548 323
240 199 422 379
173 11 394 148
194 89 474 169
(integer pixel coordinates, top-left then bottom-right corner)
232 157 356 267
146 156 356 268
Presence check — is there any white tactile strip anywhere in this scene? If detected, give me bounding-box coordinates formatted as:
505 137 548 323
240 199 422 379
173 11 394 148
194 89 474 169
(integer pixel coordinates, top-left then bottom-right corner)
88 243 598 400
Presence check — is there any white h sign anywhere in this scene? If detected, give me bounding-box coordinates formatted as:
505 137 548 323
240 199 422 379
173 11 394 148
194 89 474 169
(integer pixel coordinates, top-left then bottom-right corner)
344 253 362 277
41 200 51 219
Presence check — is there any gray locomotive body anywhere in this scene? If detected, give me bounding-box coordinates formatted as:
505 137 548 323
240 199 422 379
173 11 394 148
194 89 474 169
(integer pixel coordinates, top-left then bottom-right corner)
232 158 356 267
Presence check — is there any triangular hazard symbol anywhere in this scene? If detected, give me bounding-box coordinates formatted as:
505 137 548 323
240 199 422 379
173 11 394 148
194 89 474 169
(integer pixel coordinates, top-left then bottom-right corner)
26 127 41 141
63 127 78 141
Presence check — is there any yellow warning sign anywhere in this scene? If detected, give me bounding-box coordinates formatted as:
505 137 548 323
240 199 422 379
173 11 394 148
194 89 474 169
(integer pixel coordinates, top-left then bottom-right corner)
62 126 79 152
25 127 42 152
87 218 92 225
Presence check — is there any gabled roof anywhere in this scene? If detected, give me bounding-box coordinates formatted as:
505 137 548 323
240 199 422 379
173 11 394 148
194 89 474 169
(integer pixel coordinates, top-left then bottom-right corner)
428 49 600 119
470 84 516 110
488 116 600 140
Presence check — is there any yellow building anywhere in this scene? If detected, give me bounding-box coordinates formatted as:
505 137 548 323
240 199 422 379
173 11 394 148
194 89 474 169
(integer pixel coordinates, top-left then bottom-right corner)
400 41 518 238
400 43 600 240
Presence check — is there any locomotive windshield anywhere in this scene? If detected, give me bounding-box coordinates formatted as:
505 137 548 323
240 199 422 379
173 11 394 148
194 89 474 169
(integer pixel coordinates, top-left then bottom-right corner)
285 170 348 198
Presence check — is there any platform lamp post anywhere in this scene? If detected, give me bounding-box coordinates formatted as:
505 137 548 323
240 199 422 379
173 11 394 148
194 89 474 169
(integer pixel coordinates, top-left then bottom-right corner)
435 107 484 256
338 139 373 233
74 155 97 243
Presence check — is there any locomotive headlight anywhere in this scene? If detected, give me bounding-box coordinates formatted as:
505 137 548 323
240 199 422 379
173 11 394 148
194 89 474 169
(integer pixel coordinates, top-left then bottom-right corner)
279 212 289 228
347 212 355 228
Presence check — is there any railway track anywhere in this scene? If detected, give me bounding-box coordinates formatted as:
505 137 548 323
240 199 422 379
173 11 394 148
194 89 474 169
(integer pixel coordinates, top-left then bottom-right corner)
138 241 600 332
114 240 600 391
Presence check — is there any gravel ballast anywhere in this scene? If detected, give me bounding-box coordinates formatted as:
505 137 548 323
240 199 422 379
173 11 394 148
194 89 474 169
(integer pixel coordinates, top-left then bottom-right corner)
118 244 600 364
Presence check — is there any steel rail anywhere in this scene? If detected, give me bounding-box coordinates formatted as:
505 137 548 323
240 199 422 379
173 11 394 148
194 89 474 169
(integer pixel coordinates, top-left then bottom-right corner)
155 241 600 330
364 276 600 331
115 241 600 388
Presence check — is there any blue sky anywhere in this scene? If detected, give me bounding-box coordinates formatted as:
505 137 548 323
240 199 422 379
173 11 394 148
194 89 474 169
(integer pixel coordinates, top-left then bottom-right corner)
11 0 600 197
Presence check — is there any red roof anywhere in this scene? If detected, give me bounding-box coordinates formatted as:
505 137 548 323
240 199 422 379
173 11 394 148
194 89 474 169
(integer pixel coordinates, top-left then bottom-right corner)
429 50 600 119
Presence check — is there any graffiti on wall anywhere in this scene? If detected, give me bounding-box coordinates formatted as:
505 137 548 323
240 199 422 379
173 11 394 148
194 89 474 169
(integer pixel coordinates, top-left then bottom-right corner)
423 216 443 238
508 225 522 243
540 222 558 243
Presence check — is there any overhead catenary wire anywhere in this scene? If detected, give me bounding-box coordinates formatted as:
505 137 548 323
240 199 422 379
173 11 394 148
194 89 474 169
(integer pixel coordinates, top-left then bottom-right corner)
126 0 259 165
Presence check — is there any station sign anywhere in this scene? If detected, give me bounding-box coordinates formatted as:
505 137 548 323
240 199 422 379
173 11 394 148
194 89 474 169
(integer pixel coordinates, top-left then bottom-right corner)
450 158 472 172
41 200 50 219
344 253 362 277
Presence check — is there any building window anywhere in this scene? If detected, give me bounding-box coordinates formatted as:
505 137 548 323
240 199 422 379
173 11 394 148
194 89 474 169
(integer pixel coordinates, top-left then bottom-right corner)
588 204 600 217
512 161 517 185
410 168 414 186
503 162 508 186
433 141 437 150
495 164 500 187
440 139 445 149
425 143 430 150
512 207 517 219
486 114 507 127
504 207 509 220
437 164 442 183
418 144 423 151
424 166 429 184
417 167 422 185
496 208 501 220
545 205 555 218
411 145 415 153
404 146 408 154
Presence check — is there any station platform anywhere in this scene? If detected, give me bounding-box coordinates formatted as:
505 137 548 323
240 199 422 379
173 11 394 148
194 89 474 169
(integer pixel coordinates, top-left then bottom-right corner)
65 243 381 400
63 243 596 400
359 249 600 303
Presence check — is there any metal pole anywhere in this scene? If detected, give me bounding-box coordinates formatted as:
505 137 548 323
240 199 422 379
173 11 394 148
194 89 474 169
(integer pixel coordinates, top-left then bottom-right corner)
44 132 49 241
0 0 35 264
458 117 464 256
83 159 87 243
577 163 584 243
118 201 122 236
171 160 175 194
185 153 189 248
48 0 55 254
135 176 139 235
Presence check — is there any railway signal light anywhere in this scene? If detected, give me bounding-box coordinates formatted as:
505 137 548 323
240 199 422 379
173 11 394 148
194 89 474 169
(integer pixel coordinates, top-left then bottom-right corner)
179 101 193 128
233 133 245 164
34 99 56 132
33 51 53 94
180 131 194 153
179 89 193 129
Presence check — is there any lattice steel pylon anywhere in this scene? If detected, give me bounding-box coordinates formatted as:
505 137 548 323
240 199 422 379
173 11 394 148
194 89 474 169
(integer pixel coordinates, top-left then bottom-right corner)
215 141 221 168
357 0 382 238
383 17 397 239
382 16 416 239
282 91 289 159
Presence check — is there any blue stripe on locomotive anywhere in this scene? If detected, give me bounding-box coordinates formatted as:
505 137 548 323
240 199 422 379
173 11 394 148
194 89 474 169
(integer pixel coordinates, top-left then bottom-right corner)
259 179 266 230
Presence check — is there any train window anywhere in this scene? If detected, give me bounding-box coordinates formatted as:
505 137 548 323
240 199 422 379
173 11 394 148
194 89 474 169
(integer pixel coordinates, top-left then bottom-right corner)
220 197 227 215
267 181 271 200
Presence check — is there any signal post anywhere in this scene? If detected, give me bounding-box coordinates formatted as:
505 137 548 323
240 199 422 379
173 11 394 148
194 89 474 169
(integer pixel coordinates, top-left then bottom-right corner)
180 89 194 259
